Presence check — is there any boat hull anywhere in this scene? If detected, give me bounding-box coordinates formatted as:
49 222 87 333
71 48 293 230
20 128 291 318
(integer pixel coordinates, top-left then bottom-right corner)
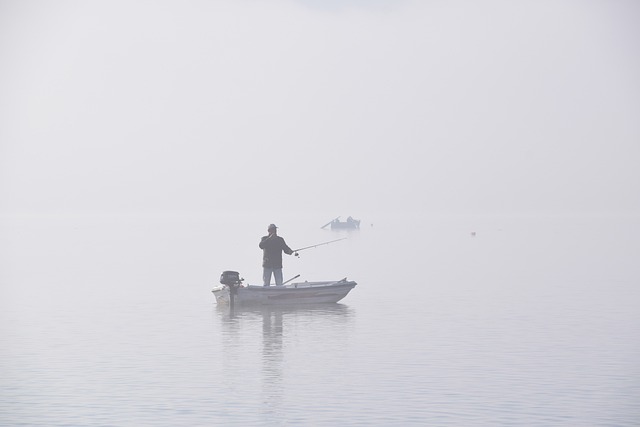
330 221 360 229
212 280 357 306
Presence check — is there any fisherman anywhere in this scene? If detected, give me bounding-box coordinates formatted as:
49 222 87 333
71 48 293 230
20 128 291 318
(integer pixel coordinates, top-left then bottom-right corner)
259 224 294 286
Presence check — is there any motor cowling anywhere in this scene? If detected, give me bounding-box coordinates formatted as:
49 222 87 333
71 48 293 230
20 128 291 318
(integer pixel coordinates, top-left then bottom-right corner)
220 270 242 286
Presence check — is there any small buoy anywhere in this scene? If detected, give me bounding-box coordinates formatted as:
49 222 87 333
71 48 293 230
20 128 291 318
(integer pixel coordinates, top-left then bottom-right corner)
471 232 476 237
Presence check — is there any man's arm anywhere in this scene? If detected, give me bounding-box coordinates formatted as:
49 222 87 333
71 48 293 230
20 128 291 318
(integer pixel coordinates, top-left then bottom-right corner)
281 238 294 255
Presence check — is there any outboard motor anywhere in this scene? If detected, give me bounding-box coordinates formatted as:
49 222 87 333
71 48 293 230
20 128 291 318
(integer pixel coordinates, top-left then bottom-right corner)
220 270 242 286
220 271 243 308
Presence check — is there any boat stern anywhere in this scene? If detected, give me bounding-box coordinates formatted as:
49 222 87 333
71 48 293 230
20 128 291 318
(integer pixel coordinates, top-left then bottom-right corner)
211 285 230 304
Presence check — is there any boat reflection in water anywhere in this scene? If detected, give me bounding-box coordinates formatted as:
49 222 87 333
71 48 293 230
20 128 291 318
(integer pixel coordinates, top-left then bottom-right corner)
215 303 356 420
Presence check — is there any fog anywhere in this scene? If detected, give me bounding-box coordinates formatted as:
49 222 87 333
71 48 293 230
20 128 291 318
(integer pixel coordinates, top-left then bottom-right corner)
1 0 639 219
2 4 640 424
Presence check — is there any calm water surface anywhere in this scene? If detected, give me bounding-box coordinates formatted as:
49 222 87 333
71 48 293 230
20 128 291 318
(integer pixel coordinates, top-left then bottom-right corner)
1 213 639 426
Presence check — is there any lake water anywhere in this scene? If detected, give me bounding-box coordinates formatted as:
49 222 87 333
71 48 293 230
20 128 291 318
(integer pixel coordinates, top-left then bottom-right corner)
1 213 639 426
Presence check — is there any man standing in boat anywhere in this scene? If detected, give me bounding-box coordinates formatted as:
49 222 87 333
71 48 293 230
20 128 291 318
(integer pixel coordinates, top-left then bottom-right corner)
259 223 294 287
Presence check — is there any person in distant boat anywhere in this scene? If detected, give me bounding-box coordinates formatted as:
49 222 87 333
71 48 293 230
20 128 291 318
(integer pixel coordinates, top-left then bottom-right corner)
259 223 294 287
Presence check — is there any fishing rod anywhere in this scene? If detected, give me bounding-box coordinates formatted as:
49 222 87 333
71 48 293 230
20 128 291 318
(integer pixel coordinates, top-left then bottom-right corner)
293 237 347 256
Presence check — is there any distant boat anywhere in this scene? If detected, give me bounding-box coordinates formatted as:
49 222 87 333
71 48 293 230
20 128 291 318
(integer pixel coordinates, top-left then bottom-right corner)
212 278 357 306
321 216 361 230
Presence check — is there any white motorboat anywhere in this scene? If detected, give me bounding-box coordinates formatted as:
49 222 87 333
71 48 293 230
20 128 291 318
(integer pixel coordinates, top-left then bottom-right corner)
212 271 357 306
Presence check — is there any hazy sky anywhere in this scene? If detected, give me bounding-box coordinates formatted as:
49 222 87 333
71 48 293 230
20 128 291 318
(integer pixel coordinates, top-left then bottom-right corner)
1 0 639 217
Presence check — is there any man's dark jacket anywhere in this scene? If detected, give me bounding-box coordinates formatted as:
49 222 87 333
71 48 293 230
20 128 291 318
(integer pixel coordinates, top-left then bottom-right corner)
259 235 293 268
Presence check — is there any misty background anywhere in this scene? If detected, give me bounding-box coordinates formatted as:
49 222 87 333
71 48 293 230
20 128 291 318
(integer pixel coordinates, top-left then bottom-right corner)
2 2 640 425
1 0 638 219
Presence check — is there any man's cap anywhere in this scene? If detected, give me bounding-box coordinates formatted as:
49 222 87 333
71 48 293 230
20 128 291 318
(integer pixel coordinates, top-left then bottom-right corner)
268 223 277 230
